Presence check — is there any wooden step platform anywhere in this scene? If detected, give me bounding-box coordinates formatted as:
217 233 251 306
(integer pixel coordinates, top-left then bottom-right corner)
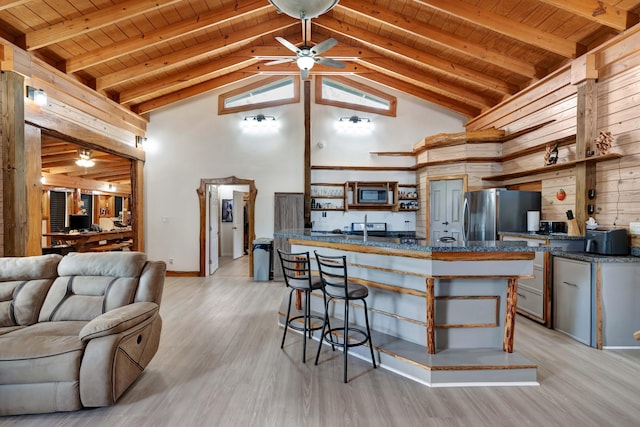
278 302 538 387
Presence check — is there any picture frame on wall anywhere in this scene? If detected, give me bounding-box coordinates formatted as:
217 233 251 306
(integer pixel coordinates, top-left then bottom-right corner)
221 199 233 222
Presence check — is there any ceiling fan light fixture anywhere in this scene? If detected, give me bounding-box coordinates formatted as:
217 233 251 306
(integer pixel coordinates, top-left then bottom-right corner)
268 0 339 19
296 56 315 70
76 158 95 167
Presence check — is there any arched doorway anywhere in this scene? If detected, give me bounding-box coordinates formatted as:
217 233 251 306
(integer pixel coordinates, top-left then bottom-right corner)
197 176 257 277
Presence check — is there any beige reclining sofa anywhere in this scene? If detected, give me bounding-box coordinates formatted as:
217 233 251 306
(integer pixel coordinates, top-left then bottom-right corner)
0 251 166 416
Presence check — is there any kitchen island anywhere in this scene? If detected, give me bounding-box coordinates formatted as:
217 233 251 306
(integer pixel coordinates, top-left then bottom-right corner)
274 229 551 386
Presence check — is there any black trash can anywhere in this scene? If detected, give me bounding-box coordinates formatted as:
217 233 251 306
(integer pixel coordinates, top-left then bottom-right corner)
253 238 273 281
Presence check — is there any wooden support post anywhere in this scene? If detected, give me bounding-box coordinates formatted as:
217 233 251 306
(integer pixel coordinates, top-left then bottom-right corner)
303 80 311 228
131 159 144 252
1 71 42 256
575 79 598 234
503 278 518 353
426 277 435 354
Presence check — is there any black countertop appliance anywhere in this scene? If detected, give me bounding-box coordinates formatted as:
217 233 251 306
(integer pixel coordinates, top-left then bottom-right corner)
584 228 629 255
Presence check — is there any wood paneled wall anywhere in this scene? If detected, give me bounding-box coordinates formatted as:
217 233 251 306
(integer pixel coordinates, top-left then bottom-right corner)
418 26 640 248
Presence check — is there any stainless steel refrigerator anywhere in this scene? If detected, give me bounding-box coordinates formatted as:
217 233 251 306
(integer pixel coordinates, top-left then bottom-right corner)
463 189 541 241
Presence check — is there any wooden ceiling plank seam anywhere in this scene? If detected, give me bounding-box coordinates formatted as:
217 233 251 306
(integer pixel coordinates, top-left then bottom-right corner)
94 16 295 90
411 0 579 58
22 0 185 51
118 55 258 104
315 15 518 96
335 0 540 79
536 0 638 31
131 71 258 114
64 0 272 73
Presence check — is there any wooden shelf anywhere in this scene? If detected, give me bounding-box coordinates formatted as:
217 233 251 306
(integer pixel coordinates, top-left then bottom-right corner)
482 153 622 181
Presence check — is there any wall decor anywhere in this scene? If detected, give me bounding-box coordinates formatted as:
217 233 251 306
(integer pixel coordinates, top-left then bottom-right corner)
221 199 233 222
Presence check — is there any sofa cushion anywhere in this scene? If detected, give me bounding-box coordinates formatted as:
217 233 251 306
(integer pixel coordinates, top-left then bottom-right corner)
38 252 148 323
0 322 86 385
0 255 62 328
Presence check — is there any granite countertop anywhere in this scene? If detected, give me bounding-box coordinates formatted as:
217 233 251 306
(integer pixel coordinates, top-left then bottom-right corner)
500 231 585 241
554 251 640 263
275 229 552 253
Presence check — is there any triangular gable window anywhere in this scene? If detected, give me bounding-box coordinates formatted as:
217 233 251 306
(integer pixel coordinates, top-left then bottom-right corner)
315 76 396 117
218 76 299 115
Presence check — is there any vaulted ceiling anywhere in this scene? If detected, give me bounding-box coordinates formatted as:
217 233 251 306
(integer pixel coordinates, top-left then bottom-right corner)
2 0 639 121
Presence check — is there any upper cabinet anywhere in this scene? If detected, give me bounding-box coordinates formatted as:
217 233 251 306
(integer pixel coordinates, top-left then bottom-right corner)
311 181 418 212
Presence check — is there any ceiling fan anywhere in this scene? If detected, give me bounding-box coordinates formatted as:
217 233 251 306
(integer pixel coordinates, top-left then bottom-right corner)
76 149 96 168
267 1 345 79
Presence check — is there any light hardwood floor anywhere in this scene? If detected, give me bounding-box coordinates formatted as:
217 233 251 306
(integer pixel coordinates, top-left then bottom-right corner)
2 256 640 427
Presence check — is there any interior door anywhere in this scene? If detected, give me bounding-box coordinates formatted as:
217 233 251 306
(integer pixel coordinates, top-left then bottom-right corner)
430 179 463 241
208 186 219 275
232 190 245 259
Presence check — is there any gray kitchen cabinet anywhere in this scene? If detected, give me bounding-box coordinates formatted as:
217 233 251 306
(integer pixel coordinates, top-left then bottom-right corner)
599 263 640 348
553 257 592 345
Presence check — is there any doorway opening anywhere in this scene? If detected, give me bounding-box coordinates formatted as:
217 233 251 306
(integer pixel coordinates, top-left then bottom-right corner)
197 177 257 277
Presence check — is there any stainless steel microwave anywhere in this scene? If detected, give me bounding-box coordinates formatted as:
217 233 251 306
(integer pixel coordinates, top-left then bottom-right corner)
358 188 388 203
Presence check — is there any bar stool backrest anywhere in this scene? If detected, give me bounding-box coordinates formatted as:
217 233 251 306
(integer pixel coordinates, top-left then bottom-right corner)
314 252 349 299
278 250 314 291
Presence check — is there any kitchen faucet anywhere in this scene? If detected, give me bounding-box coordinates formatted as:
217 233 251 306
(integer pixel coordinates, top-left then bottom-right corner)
363 214 368 242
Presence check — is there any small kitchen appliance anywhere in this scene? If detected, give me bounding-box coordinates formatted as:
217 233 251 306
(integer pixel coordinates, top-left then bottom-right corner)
584 228 629 255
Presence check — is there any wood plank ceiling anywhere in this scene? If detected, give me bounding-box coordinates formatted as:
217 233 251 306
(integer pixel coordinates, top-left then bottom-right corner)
1 0 639 186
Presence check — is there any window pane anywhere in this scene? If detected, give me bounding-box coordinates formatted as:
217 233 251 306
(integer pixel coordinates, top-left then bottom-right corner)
224 77 295 108
322 78 391 110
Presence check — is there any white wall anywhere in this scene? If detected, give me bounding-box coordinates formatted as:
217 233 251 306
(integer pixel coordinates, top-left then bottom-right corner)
145 76 465 271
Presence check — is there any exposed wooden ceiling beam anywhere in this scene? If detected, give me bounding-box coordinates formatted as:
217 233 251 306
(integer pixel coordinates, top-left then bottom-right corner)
336 0 541 79
358 56 495 109
132 72 257 115
359 72 481 118
95 16 295 91
315 15 518 96
0 0 30 11
536 0 638 31
64 0 272 73
118 56 259 104
21 0 184 51
412 0 580 58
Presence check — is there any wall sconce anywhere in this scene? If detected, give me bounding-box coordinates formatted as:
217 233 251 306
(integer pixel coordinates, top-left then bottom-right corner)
337 115 373 133
241 114 279 133
136 135 147 149
108 184 116 192
26 86 48 106
40 176 46 184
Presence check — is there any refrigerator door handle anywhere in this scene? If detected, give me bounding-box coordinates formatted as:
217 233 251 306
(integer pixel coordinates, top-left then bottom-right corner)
462 197 470 241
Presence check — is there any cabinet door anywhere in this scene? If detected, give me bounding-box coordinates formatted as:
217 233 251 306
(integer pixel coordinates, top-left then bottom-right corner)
553 257 591 345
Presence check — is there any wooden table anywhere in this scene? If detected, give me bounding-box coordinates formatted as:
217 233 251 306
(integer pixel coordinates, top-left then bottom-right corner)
43 230 133 252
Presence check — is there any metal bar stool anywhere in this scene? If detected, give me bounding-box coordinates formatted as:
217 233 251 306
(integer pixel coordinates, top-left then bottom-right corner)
314 251 376 383
277 250 324 363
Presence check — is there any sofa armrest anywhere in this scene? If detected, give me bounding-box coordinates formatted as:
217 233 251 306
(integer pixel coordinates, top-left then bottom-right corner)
79 302 158 342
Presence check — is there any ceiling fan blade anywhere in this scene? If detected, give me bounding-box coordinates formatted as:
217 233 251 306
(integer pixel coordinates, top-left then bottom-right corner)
311 38 338 55
275 36 301 54
265 58 295 66
300 68 310 80
315 57 346 68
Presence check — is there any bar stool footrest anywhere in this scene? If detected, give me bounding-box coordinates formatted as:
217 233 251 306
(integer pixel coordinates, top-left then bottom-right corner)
287 314 324 333
323 326 370 348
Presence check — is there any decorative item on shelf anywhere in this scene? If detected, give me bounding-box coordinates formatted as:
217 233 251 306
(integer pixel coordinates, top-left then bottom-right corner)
544 143 559 165
556 189 566 201
594 131 613 155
